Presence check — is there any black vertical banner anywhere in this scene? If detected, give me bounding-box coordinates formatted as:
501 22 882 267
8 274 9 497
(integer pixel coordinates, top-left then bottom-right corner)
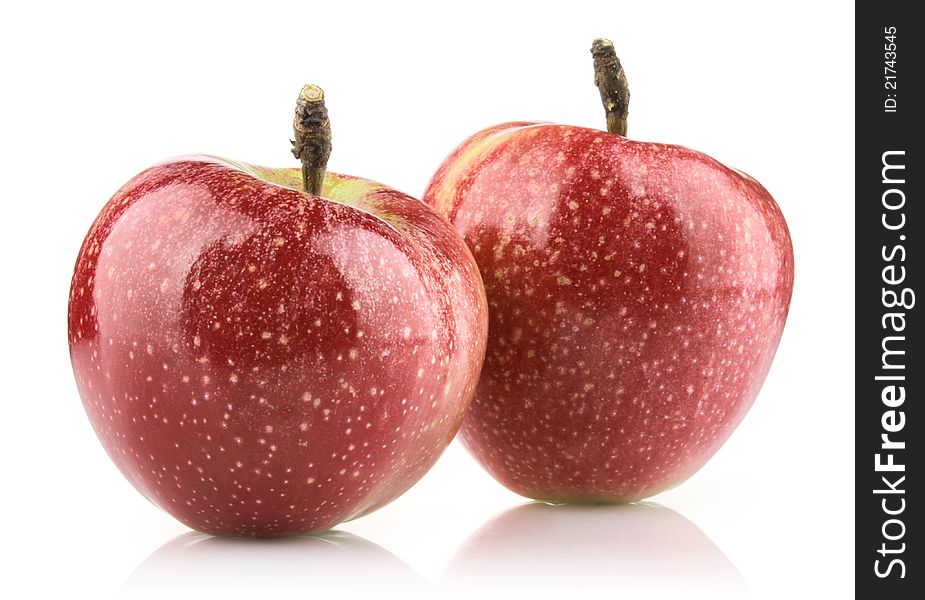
856 1 920 596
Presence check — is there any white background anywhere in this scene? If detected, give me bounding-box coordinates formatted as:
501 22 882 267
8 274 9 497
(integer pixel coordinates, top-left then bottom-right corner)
0 1 854 598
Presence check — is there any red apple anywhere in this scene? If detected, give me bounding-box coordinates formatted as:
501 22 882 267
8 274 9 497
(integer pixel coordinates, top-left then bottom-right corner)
68 86 487 537
423 40 793 502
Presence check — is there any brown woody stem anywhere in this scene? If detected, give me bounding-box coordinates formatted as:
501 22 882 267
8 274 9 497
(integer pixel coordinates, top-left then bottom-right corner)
291 84 332 195
591 39 630 136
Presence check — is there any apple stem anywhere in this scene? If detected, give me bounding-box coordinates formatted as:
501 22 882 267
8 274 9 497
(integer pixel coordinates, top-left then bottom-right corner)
591 39 630 136
291 84 332 195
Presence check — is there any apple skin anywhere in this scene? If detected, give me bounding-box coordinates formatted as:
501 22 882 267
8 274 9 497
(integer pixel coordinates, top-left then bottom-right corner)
424 123 793 502
68 156 487 537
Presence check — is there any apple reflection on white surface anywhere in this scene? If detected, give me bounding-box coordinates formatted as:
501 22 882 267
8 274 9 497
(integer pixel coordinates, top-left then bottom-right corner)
123 502 745 599
122 530 429 599
441 502 748 598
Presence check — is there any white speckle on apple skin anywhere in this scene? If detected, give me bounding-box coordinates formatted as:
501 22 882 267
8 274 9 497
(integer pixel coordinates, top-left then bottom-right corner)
68 157 488 537
425 123 794 502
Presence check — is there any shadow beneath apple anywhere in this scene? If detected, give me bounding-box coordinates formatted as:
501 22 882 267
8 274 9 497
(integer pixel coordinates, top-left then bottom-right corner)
122 530 428 599
440 502 748 598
